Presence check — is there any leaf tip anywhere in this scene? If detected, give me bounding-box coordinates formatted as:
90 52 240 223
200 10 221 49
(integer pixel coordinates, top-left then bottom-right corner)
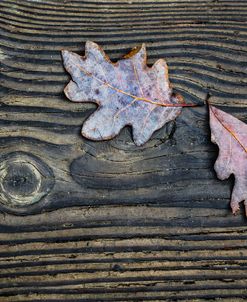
134 139 145 147
231 205 240 216
243 204 247 217
61 50 75 67
85 40 97 50
61 49 70 59
140 43 146 53
85 41 112 64
123 43 146 61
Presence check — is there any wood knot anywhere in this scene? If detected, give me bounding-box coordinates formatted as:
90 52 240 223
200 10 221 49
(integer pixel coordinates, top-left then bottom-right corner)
0 152 54 209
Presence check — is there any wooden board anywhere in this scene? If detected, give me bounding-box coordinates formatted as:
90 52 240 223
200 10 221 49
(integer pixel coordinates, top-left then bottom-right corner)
1 0 247 300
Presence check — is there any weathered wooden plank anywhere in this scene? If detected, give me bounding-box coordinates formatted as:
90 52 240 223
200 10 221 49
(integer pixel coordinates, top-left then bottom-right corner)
0 0 247 301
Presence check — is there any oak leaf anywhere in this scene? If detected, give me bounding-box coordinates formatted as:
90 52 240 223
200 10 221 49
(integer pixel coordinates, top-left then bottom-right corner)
62 41 194 146
209 104 247 216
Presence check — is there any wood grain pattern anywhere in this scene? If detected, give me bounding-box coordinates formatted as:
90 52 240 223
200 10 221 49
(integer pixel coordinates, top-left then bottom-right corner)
0 0 247 301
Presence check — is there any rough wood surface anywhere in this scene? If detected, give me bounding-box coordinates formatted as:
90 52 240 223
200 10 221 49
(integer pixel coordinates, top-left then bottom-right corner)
0 0 247 301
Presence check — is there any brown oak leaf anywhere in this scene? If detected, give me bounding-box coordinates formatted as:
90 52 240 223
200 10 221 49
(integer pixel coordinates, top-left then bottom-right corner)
209 104 247 216
62 41 194 146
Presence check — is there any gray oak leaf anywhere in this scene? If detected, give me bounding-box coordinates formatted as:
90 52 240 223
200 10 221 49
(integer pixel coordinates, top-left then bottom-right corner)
62 41 192 146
